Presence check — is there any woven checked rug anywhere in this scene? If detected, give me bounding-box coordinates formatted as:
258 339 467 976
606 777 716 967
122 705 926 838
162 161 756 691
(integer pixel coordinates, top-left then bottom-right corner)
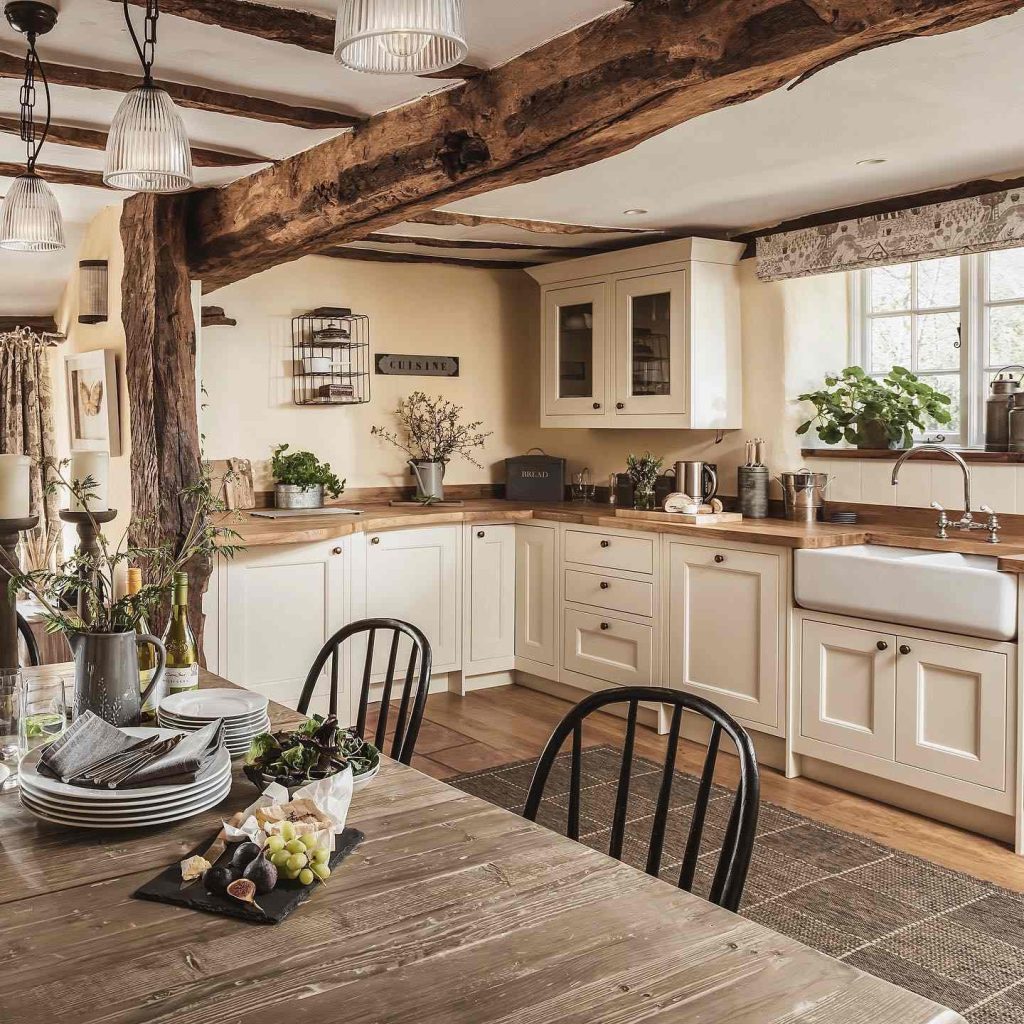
450 746 1024 1024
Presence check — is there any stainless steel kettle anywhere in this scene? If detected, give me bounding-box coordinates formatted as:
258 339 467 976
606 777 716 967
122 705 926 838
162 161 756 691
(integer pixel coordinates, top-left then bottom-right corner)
674 461 718 503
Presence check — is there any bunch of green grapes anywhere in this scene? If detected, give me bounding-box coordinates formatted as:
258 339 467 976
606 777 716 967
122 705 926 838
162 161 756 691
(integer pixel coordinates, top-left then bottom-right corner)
264 821 331 885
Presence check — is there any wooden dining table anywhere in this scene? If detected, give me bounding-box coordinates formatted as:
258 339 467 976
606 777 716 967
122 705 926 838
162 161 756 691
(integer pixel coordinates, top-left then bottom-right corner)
0 664 965 1024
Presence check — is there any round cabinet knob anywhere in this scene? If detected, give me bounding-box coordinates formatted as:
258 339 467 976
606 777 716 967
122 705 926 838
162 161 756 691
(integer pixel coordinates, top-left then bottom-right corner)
593 402 601 410
332 546 343 555
477 531 485 538
899 644 912 655
616 402 625 410
714 554 725 564
876 640 888 651
600 540 611 548
600 622 610 631
370 536 380 545
600 581 610 590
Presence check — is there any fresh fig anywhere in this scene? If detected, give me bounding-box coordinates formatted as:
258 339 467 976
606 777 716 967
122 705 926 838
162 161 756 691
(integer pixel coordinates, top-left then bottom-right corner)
231 841 261 871
226 877 265 916
204 864 235 897
243 851 278 895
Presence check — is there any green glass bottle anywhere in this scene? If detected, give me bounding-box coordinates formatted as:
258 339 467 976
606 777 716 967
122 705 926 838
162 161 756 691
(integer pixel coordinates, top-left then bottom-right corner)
162 571 199 695
128 567 160 722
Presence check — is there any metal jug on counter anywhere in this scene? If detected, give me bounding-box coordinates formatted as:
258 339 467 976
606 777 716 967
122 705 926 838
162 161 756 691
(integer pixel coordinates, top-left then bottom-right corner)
986 366 1024 451
778 468 831 523
674 461 718 503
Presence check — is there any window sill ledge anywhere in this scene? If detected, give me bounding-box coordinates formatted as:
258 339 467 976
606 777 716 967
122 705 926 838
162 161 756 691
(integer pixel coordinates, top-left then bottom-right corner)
801 447 1024 463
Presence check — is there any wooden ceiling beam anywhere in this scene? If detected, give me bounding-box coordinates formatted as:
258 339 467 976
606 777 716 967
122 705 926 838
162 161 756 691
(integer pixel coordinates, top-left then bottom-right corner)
362 232 599 254
0 161 105 188
109 0 486 78
322 247 533 271
0 116 270 169
0 51 360 129
407 211 650 235
0 316 60 334
189 0 1024 290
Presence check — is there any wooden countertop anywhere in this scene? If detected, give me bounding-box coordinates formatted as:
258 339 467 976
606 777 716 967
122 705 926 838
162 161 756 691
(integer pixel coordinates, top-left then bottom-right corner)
0 664 964 1024
224 500 1024 571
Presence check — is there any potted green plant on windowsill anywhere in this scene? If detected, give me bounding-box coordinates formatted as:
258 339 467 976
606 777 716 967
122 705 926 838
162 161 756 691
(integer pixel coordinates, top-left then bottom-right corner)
271 444 345 509
796 366 953 451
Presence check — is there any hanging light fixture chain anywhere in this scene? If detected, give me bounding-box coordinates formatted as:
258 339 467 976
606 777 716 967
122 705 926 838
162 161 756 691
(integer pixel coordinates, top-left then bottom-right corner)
122 0 159 84
18 34 51 173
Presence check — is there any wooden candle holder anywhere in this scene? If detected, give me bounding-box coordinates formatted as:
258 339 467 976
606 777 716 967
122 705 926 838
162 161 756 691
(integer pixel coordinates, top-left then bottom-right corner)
0 515 39 671
59 509 118 626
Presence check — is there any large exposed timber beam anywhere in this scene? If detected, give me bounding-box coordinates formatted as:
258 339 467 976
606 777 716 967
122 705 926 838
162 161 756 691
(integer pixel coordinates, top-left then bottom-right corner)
189 0 1024 291
0 116 270 168
121 193 211 653
362 232 601 255
322 246 533 271
408 211 651 235
0 316 60 334
0 161 105 188
0 52 359 129
109 0 486 78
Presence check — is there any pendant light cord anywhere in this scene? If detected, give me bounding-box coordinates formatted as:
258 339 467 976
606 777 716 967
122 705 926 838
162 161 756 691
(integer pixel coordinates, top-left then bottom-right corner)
19 34 51 174
122 0 159 86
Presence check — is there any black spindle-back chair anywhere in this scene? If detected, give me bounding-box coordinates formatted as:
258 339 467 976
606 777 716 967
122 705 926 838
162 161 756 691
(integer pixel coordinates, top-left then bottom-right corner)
522 686 760 912
296 618 432 765
16 612 41 667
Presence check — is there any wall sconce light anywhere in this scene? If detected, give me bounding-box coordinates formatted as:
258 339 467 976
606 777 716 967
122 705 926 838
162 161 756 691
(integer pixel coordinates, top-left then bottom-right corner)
78 260 109 324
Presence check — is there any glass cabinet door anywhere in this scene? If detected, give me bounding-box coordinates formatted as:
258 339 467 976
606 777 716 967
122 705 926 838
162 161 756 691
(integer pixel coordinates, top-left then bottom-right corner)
543 283 607 417
615 270 686 417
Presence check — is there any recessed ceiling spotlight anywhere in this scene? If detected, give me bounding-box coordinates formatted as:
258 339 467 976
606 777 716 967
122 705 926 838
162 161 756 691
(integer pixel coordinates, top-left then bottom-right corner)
856 158 887 166
623 208 648 215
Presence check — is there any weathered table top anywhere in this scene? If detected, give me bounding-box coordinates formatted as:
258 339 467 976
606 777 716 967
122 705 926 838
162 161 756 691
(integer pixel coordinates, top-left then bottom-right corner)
0 664 965 1024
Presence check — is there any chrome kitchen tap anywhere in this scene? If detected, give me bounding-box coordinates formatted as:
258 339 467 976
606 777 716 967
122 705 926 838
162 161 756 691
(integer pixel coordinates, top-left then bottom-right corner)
891 444 999 541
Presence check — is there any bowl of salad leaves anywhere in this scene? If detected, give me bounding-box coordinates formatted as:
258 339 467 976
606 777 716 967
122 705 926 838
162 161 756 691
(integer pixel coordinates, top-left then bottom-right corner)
243 714 380 796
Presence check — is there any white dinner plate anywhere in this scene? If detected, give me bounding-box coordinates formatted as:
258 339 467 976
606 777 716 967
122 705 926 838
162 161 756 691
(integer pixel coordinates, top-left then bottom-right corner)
158 712 269 733
20 772 232 816
19 779 232 829
160 689 268 720
19 728 231 803
18 760 231 811
157 706 269 725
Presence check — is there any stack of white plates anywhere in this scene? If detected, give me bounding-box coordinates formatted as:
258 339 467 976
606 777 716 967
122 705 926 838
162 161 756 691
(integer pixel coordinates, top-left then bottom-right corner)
18 727 232 829
157 689 270 759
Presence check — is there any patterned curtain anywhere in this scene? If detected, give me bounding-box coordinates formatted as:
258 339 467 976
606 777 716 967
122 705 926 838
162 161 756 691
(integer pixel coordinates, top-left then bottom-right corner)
0 327 62 565
756 185 1024 282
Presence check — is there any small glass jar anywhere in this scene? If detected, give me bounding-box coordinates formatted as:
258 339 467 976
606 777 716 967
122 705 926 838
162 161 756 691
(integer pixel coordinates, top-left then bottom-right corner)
634 487 656 511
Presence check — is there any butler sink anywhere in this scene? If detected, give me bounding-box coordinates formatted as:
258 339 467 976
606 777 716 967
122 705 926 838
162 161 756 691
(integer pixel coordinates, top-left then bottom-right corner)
795 545 1018 641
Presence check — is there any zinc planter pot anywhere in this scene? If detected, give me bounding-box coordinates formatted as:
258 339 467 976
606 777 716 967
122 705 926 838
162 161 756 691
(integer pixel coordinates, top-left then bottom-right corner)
275 483 324 509
856 418 902 451
409 460 445 501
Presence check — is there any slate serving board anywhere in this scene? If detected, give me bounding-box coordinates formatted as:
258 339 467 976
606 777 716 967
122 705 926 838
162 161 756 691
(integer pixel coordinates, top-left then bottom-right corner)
133 826 364 925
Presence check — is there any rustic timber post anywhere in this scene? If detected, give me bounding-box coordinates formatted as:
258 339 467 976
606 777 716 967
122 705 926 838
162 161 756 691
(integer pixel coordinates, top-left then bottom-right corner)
120 193 211 657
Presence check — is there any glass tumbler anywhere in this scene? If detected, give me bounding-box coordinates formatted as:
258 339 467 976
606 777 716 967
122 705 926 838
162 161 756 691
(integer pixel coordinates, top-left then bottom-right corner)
0 670 22 789
19 675 68 760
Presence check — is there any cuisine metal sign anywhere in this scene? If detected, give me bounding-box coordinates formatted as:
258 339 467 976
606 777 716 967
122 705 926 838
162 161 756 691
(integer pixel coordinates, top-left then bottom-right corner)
374 354 460 377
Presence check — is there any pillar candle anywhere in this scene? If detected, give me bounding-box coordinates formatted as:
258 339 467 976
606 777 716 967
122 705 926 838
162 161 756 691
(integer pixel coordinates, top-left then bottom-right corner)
69 451 110 512
0 455 31 519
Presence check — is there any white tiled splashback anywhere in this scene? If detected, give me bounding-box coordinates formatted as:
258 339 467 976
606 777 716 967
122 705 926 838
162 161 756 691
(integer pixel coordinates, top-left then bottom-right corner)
817 459 1024 514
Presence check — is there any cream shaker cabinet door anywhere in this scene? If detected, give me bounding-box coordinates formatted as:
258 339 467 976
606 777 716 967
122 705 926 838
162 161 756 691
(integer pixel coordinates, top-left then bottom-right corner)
800 620 896 759
467 525 515 666
666 541 781 728
563 608 653 686
515 524 557 673
542 282 609 419
364 525 461 674
224 540 347 715
895 638 1007 790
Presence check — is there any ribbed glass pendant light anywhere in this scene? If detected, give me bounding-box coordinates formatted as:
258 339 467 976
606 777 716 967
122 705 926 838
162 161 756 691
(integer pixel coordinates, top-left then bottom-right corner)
335 0 468 75
104 0 192 192
0 1 65 252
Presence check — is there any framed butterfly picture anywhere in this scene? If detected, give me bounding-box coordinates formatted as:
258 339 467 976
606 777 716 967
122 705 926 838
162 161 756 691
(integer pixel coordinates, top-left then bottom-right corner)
65 350 121 456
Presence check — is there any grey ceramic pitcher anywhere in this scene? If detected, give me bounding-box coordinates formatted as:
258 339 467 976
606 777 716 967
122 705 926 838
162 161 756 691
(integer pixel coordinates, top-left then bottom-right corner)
69 632 167 727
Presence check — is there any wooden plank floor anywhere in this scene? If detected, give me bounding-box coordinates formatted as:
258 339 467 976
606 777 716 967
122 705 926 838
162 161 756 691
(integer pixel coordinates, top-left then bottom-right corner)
369 683 1024 892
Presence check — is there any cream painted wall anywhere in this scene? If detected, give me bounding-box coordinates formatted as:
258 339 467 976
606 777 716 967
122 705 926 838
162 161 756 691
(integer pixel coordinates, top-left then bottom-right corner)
202 254 850 498
51 205 132 547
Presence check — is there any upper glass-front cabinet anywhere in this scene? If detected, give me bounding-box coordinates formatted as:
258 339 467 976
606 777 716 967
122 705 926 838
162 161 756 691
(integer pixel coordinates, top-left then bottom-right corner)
615 270 687 418
543 282 607 418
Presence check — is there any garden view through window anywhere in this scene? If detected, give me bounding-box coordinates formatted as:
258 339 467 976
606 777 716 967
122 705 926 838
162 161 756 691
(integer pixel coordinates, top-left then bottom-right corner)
854 246 1024 448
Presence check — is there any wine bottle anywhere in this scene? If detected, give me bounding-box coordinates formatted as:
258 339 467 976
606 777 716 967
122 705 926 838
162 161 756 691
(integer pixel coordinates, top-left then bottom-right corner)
127 567 161 722
163 571 199 695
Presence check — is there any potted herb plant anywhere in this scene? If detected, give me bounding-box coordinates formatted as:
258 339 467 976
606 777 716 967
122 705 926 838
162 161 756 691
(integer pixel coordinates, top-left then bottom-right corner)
626 451 664 511
371 392 492 502
3 460 241 726
796 366 953 450
271 444 345 509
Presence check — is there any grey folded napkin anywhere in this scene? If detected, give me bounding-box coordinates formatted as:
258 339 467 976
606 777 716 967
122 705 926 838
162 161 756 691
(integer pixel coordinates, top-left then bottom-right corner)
38 712 225 789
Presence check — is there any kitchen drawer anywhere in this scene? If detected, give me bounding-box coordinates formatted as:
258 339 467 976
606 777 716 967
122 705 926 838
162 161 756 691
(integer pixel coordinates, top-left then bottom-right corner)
564 568 654 617
564 529 654 574
563 608 653 686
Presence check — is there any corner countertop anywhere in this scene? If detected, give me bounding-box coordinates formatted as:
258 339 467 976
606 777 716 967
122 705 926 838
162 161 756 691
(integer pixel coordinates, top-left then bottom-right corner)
221 500 1024 572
